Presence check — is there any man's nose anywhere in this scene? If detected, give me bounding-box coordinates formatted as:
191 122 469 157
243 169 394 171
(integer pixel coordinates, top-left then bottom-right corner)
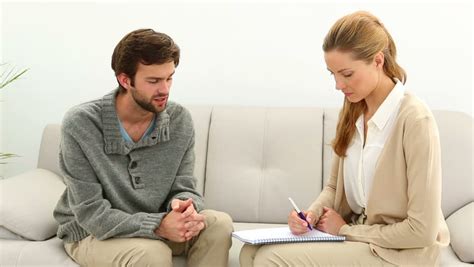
158 80 170 95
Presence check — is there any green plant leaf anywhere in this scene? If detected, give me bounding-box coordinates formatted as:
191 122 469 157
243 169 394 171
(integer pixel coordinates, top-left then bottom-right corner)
0 152 19 164
0 65 28 89
1 63 28 164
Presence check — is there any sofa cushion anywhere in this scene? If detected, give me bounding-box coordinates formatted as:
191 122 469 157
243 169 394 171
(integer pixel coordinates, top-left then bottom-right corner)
322 108 339 187
440 245 473 267
0 168 65 241
446 202 474 263
432 111 474 218
205 107 324 223
184 106 212 195
0 226 24 240
37 124 62 176
0 237 78 266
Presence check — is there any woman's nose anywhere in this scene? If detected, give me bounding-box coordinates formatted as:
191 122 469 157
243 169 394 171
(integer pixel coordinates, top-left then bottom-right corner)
335 78 346 91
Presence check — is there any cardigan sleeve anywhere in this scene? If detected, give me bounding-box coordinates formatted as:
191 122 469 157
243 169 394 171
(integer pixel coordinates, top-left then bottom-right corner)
339 115 443 249
307 156 341 220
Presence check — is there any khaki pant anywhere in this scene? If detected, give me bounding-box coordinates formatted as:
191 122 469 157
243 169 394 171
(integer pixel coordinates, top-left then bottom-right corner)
64 210 233 267
240 241 396 266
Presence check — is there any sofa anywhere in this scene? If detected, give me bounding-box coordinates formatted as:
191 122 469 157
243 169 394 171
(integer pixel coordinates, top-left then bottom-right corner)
1 106 473 267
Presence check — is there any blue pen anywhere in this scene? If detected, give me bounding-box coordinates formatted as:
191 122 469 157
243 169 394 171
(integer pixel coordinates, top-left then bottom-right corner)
288 197 313 230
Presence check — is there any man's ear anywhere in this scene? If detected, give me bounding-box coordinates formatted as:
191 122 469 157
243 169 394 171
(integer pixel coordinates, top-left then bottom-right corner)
117 73 131 90
374 51 385 69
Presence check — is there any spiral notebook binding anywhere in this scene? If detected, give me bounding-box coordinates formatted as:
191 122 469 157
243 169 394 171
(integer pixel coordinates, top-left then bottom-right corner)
252 235 345 244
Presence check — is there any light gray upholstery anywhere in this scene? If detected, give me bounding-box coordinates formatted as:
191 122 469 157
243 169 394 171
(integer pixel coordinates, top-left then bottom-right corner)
205 107 324 223
1 238 77 266
322 108 339 187
0 169 64 241
446 202 474 263
185 106 212 194
37 124 61 176
432 110 474 217
0 106 472 267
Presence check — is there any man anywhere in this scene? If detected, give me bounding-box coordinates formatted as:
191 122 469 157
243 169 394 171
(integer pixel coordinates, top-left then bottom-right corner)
53 29 233 267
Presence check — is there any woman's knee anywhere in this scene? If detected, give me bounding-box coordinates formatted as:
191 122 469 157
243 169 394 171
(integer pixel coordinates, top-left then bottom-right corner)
240 244 261 267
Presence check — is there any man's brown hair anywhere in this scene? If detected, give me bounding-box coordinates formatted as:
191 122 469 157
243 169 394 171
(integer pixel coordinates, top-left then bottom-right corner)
111 29 180 90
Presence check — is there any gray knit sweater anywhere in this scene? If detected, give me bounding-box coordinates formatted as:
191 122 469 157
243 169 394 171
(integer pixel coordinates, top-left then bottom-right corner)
53 89 204 243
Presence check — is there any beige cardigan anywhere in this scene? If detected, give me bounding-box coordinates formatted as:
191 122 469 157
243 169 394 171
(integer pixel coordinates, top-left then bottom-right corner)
308 92 450 266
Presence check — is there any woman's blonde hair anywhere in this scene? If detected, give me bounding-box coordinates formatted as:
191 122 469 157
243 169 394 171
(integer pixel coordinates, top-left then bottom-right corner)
323 11 407 157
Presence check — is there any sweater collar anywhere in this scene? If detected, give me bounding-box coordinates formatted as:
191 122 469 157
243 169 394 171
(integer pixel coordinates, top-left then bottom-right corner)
101 88 171 155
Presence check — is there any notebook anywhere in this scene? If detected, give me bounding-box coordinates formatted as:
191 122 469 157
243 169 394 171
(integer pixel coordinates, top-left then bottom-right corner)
232 226 345 245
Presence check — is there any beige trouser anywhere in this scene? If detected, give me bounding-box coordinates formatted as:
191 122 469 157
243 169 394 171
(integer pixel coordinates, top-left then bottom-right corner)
64 210 233 267
240 241 396 266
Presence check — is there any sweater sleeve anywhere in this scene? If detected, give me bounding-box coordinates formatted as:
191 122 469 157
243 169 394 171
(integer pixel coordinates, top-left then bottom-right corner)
60 128 166 241
165 129 204 212
339 115 443 249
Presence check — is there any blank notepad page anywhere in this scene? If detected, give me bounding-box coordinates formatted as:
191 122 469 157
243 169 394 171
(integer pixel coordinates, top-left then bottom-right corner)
232 227 345 245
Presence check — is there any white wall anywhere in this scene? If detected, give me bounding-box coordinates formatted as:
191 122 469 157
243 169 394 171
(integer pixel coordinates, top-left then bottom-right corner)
1 0 472 177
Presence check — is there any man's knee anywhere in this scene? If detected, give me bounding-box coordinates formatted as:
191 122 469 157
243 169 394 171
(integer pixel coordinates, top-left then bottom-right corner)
187 210 233 266
202 210 234 236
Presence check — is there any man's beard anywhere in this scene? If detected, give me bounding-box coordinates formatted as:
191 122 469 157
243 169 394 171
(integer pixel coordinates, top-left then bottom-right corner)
130 87 165 113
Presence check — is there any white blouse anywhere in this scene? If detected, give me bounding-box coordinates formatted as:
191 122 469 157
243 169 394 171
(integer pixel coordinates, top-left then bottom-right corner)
343 81 405 215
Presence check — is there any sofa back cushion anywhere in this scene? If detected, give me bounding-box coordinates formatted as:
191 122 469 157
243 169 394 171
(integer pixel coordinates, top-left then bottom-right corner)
322 108 339 187
432 110 474 217
185 106 212 195
203 107 324 223
37 124 61 176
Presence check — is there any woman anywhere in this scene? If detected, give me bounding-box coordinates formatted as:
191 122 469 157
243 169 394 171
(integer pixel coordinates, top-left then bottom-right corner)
240 11 449 266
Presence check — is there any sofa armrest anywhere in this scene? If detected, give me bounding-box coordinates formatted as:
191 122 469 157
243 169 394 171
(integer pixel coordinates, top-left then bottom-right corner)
446 202 474 263
0 169 65 241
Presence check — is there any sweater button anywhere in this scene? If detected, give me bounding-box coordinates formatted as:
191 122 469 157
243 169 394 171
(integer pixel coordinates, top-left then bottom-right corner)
130 161 137 169
134 176 141 184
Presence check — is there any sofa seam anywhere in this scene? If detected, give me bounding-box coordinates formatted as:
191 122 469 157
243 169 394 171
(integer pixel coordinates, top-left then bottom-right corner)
257 108 269 222
201 106 213 197
13 240 29 266
321 109 326 191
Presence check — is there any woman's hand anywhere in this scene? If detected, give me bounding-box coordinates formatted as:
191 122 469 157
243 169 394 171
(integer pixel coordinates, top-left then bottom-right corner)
315 206 346 235
288 210 316 235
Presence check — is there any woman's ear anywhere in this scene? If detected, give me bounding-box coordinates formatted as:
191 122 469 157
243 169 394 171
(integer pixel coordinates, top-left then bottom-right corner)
374 51 385 69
